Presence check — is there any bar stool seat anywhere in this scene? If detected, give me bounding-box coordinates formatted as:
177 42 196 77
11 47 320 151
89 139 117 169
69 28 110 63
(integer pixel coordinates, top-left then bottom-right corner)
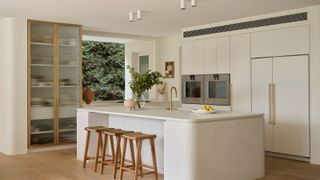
83 126 114 172
85 126 109 132
122 133 156 140
101 129 133 178
119 132 158 180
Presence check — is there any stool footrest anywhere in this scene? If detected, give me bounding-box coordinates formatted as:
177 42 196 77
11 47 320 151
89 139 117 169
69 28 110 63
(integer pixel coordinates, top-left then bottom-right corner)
101 159 114 165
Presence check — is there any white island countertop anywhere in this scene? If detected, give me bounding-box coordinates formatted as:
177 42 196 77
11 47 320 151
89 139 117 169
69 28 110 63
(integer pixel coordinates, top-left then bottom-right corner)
78 105 263 123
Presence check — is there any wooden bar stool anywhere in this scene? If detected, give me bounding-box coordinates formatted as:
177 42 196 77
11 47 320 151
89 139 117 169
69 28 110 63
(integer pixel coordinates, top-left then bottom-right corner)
119 132 158 180
83 126 114 172
101 129 133 178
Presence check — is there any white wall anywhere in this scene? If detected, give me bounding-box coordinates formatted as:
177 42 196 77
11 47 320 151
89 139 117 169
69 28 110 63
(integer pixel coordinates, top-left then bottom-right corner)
0 18 5 153
308 6 320 165
0 17 28 155
125 39 158 100
124 36 182 102
157 35 182 101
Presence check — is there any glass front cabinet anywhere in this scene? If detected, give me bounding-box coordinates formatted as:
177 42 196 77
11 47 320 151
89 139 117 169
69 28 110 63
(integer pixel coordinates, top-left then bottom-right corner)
28 20 82 147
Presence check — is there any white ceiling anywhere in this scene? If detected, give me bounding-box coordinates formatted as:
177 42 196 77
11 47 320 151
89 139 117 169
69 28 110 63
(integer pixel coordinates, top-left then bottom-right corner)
82 36 129 43
1 0 320 37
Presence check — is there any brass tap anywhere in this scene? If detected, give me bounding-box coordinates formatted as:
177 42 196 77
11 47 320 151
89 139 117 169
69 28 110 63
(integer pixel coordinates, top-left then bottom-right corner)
168 86 178 110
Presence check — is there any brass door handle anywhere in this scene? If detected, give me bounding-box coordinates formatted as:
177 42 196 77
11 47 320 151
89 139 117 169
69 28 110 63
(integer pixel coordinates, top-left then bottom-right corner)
268 84 273 125
272 84 276 125
230 84 233 111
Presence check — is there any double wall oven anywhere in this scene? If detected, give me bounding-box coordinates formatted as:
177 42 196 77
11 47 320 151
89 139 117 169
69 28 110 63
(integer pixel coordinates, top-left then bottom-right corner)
182 74 231 105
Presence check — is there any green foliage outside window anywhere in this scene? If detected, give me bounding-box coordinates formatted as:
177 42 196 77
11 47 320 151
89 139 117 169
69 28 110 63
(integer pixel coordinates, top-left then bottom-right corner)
82 41 125 101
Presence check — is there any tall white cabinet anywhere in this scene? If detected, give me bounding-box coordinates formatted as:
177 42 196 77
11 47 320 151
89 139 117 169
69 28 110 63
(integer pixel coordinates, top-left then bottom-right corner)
230 34 251 112
252 55 310 157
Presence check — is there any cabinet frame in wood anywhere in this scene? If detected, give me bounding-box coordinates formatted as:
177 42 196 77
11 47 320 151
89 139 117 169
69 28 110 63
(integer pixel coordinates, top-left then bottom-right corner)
27 20 83 148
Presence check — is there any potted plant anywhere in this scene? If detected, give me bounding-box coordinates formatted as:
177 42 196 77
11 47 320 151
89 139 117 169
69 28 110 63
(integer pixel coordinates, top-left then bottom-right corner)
127 66 164 109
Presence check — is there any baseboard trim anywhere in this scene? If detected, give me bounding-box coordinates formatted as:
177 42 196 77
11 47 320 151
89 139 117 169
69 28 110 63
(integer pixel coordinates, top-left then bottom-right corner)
265 151 310 162
28 144 76 153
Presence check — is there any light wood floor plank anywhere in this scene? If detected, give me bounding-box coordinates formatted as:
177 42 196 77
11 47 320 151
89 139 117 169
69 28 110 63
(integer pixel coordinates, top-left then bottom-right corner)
0 149 320 180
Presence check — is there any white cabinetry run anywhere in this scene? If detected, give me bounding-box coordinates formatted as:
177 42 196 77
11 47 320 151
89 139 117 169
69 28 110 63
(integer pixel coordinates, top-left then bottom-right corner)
182 37 230 75
251 26 310 58
181 41 193 75
216 36 230 73
252 55 310 157
181 40 204 75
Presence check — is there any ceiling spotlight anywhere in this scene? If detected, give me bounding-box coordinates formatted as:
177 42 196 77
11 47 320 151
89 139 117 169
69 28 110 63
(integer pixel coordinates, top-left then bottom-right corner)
181 0 186 10
191 0 197 7
129 12 134 22
137 10 142 20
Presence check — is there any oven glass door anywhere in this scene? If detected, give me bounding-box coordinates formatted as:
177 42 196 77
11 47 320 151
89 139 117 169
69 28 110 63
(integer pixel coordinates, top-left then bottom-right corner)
185 81 202 98
208 81 228 99
182 75 204 104
204 74 230 105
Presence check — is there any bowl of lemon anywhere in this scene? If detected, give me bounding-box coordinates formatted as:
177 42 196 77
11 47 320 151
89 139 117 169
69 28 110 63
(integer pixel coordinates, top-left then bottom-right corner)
192 105 216 114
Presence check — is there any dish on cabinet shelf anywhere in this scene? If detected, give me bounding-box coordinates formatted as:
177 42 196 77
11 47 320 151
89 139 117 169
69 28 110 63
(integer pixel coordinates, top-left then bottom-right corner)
59 38 78 46
32 35 53 43
31 97 45 105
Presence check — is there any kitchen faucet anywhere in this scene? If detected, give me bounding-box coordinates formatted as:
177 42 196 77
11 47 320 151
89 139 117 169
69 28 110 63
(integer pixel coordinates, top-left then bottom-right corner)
168 86 177 110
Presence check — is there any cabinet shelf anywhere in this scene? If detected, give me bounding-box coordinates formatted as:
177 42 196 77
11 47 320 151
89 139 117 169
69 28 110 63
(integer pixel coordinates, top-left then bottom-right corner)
31 130 54 135
59 44 77 47
31 118 53 121
59 65 79 68
31 42 53 46
59 86 79 88
31 64 54 67
31 85 79 88
59 129 76 133
31 86 54 88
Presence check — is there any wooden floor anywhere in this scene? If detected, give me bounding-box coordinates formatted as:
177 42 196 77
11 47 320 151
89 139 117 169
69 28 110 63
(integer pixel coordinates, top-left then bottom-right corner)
0 149 320 180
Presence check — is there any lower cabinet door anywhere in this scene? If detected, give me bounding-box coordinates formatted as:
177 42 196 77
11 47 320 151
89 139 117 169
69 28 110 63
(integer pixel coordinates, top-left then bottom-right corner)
252 58 273 152
273 55 310 157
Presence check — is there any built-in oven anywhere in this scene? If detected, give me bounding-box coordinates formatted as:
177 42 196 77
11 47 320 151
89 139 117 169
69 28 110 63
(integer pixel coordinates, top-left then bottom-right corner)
204 74 230 106
182 75 204 104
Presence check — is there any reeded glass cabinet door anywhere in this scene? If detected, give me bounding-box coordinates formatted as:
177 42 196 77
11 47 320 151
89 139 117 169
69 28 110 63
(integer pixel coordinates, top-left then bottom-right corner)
30 22 55 146
58 25 81 144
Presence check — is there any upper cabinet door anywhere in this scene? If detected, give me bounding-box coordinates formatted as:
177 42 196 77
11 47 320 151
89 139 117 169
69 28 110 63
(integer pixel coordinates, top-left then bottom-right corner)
273 55 309 157
192 40 204 74
251 26 310 58
181 41 193 75
252 58 273 152
217 37 230 73
204 38 217 74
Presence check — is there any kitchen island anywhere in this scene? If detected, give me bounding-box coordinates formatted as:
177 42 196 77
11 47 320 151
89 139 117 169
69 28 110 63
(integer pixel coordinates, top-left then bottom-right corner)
77 105 264 180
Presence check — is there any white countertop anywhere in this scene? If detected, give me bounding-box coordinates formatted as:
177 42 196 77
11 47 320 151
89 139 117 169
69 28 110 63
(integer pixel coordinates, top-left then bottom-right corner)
78 105 263 123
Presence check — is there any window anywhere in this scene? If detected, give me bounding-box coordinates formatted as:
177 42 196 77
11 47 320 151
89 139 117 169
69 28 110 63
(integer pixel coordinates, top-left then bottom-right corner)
82 41 125 101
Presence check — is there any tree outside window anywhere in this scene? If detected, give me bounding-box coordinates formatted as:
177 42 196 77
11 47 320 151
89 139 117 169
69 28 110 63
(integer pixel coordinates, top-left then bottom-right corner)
82 41 125 101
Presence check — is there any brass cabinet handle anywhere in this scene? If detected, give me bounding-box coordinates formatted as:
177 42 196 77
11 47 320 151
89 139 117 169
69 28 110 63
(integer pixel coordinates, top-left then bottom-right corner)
230 84 233 112
272 84 276 125
268 84 273 125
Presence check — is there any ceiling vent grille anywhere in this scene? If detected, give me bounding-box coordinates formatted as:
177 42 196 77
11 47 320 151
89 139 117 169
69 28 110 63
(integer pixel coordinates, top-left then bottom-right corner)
183 12 307 38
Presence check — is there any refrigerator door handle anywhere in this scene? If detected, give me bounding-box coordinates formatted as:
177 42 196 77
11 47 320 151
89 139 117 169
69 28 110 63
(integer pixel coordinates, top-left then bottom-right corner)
268 84 273 125
230 84 233 112
272 84 276 125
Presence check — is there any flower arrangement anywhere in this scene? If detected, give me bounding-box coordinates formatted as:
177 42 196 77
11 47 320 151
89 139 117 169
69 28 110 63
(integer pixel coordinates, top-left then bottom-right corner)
127 66 164 108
